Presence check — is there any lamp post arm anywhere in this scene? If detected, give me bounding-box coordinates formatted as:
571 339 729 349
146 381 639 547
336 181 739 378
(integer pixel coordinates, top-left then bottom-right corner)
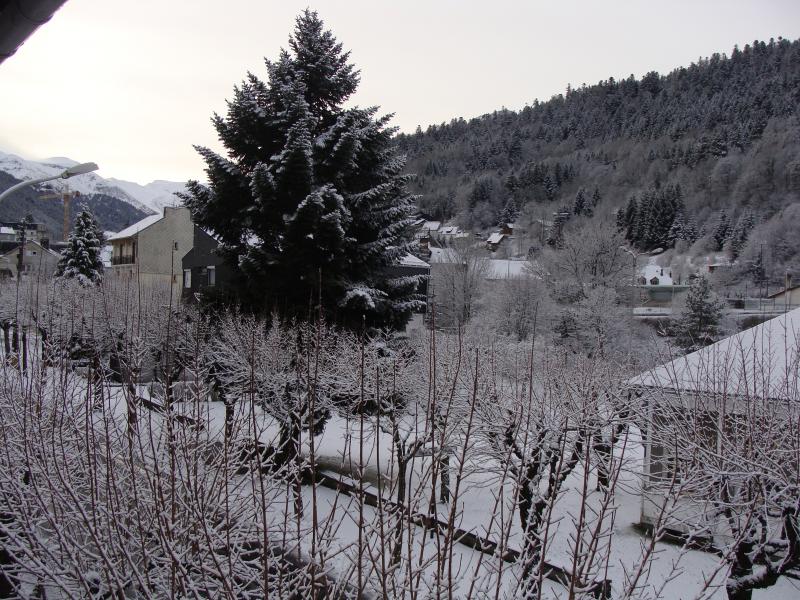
0 173 62 203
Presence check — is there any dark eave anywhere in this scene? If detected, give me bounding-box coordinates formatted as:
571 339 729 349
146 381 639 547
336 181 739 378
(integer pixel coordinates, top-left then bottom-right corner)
0 0 68 65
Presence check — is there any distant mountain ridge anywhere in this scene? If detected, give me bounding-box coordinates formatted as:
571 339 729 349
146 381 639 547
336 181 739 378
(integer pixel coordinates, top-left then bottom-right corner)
0 150 187 237
0 150 187 215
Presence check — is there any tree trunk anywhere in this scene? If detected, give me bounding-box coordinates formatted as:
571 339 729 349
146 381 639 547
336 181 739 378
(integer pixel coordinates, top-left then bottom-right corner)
391 451 408 568
1 322 9 357
439 452 450 503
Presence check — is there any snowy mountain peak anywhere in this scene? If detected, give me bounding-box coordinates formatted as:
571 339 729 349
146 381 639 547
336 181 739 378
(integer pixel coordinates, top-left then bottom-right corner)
41 157 79 168
0 149 187 216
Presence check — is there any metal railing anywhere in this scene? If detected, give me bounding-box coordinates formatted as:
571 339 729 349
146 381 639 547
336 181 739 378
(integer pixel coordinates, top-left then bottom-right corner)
111 256 135 265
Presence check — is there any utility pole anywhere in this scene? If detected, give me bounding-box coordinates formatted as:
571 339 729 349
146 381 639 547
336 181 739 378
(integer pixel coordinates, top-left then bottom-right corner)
15 224 26 278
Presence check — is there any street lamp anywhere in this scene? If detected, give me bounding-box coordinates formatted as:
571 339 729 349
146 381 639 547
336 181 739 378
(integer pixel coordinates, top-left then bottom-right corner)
0 162 99 203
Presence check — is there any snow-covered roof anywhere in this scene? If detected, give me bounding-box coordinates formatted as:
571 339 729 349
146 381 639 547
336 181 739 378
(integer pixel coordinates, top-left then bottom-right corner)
486 259 530 279
0 239 59 259
486 232 506 245
639 264 673 285
399 253 430 268
439 225 467 236
107 213 163 241
423 221 441 232
627 307 800 401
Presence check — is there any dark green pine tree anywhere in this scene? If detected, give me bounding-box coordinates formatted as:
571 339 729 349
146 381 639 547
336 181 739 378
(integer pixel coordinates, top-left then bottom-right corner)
573 187 588 216
675 276 724 351
666 211 687 247
711 211 731 251
591 186 602 208
498 198 518 226
55 207 105 285
618 196 637 235
727 211 756 260
181 10 421 329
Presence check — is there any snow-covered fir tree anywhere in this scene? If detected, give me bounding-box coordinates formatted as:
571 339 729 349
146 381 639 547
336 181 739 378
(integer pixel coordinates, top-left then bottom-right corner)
55 207 105 285
726 211 756 260
497 198 518 226
591 186 601 208
711 210 731 251
674 276 724 351
573 187 589 216
181 10 421 329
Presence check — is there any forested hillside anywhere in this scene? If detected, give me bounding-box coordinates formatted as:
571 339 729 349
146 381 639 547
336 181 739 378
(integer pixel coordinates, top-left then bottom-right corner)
0 171 149 237
397 37 800 284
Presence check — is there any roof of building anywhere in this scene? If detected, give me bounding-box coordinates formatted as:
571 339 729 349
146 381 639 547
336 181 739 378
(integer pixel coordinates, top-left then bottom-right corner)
768 284 800 299
486 259 530 279
0 239 59 259
439 225 468 236
627 307 800 401
399 253 430 268
486 232 506 245
107 213 163 241
639 264 673 285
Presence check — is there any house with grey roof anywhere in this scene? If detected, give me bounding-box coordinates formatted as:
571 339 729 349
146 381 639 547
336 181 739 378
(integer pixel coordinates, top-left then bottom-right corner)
628 308 800 544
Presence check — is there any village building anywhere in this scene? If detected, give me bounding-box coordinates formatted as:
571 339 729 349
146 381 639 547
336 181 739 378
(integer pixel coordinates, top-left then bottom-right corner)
107 206 206 298
766 283 800 311
181 228 232 300
627 307 800 544
486 232 507 252
0 239 60 280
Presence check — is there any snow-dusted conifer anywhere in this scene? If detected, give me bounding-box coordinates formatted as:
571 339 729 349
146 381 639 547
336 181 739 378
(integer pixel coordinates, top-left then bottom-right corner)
497 199 518 226
711 211 730 251
55 207 105 285
182 10 420 329
675 276 724 351
573 187 587 216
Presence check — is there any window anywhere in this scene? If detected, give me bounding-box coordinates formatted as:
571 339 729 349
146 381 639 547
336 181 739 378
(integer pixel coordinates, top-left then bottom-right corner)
183 269 191 289
207 266 216 286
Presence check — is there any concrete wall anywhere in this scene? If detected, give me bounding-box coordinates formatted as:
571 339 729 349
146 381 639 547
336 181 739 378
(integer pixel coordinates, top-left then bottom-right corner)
137 206 194 278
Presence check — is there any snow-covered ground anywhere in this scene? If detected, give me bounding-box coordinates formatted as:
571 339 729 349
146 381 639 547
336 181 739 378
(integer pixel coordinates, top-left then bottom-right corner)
3 335 797 599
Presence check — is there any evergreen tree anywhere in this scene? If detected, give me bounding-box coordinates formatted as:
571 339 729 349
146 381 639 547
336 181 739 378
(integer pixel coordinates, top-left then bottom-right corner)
591 186 602 208
674 276 724 351
182 10 421 329
573 187 592 216
498 198 518 226
712 211 731 251
727 211 756 260
56 207 105 285
666 211 687 247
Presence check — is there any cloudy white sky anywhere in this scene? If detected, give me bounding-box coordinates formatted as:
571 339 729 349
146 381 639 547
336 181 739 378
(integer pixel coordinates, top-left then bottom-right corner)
1 0 798 184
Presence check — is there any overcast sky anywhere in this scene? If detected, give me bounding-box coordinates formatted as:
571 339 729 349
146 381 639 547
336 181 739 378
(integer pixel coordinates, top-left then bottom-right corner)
1 0 798 184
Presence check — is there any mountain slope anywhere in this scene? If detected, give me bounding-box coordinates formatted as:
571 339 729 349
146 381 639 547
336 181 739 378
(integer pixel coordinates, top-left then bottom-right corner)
0 150 187 235
395 37 800 283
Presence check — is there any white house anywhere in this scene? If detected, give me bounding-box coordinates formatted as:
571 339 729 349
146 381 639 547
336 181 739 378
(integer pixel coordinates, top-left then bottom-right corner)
628 308 800 544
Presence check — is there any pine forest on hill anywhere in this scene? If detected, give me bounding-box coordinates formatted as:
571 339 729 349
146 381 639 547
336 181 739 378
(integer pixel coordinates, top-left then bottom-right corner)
396 37 800 286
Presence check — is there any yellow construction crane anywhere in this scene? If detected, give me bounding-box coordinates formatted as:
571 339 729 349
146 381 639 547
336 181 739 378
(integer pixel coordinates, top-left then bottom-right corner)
39 188 81 242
